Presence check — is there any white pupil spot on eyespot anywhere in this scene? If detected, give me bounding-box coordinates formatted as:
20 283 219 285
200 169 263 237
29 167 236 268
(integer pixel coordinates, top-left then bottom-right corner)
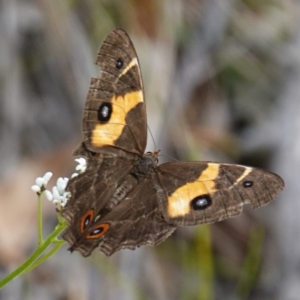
101 105 109 118
93 228 101 235
191 195 212 211
196 198 208 207
85 219 90 227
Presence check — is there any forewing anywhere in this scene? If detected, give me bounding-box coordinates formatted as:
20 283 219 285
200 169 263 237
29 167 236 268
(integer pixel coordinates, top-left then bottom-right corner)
155 162 284 225
83 28 147 155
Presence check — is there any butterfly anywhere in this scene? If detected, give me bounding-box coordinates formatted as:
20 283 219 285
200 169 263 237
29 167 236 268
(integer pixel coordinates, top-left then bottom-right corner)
61 28 284 256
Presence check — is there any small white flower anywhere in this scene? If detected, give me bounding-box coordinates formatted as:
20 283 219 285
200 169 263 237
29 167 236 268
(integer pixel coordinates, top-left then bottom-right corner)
44 190 53 201
43 172 53 184
31 185 41 193
47 178 71 208
57 177 69 194
52 186 61 200
75 157 87 173
71 173 78 178
35 177 44 187
31 172 53 194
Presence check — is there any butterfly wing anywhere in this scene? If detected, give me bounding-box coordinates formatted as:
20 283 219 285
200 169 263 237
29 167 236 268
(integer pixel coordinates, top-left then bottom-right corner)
83 28 147 155
155 162 284 225
62 29 148 255
62 160 283 256
98 179 176 256
64 177 176 257
61 153 137 256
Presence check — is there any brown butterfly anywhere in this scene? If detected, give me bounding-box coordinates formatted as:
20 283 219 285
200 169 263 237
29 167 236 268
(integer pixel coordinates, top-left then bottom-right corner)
61 28 284 257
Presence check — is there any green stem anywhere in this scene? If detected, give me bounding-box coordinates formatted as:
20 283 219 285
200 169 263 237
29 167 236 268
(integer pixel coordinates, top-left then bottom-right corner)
0 220 67 289
37 194 43 245
22 241 65 274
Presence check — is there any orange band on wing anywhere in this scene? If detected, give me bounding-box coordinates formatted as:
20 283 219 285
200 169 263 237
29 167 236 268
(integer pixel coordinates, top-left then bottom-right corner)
91 91 143 147
167 163 220 218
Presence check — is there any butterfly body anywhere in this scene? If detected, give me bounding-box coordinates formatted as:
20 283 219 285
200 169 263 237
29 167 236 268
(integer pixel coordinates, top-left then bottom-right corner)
61 29 284 256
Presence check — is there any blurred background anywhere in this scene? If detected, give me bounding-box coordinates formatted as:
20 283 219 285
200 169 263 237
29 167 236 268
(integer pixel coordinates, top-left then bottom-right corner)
0 0 297 299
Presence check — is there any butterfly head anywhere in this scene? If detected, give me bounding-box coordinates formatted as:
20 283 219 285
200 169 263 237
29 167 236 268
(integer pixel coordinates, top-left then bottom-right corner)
132 150 161 177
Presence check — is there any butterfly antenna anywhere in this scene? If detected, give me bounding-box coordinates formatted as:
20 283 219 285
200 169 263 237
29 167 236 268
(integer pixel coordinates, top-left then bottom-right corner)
147 124 157 151
158 153 180 162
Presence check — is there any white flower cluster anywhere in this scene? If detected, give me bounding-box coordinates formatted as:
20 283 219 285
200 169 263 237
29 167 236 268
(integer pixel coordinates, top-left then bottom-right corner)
45 177 71 208
31 172 53 194
31 158 87 209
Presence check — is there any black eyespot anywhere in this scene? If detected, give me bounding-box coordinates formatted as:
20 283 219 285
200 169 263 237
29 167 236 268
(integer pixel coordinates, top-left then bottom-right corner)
90 227 104 236
191 195 212 210
98 102 112 122
116 58 123 69
84 216 91 229
86 224 109 239
243 181 253 188
80 210 95 233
